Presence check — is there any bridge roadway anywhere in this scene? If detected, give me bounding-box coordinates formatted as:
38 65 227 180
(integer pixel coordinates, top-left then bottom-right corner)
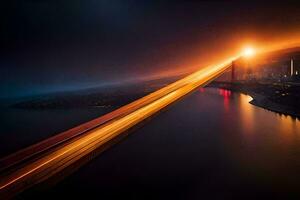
0 56 238 198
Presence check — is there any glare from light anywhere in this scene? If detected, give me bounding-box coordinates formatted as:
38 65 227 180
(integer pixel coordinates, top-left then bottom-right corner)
242 47 255 58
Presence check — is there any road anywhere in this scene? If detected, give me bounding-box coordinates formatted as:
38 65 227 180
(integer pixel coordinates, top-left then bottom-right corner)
0 56 236 170
0 55 239 198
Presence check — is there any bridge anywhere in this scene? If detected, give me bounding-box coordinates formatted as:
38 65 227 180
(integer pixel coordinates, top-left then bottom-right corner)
0 53 245 198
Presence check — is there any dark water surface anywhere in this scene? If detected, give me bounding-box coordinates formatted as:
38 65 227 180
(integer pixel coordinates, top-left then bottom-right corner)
0 107 112 158
7 88 300 199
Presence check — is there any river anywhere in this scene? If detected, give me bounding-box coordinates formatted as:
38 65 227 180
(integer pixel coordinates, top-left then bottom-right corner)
3 88 300 199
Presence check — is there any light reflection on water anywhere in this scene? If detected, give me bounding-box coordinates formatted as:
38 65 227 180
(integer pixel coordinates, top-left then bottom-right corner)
215 88 300 190
239 92 255 135
10 88 300 199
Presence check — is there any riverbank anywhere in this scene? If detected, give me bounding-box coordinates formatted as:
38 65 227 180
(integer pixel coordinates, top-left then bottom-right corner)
207 81 300 119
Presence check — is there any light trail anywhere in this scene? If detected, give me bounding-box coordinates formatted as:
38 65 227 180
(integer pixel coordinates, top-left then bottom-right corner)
1 38 300 199
0 54 239 198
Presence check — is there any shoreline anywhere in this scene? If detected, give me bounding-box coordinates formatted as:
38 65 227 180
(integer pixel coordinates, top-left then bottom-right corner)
207 82 300 119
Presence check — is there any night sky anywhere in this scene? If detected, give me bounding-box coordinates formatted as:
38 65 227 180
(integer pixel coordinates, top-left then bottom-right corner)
1 1 300 98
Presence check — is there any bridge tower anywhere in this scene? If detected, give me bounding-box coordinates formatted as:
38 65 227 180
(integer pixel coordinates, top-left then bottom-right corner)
291 58 294 76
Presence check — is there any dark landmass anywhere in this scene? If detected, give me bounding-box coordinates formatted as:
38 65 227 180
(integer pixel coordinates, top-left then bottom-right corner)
11 76 183 109
208 80 300 118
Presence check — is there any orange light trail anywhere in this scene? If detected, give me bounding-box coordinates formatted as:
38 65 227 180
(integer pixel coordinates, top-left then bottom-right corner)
1 40 300 198
0 54 238 198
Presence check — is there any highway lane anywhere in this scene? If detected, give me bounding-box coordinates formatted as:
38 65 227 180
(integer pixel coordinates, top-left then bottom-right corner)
0 56 236 170
0 68 209 169
0 55 238 198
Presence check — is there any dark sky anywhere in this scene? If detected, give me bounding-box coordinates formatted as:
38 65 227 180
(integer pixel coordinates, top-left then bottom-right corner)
1 1 300 98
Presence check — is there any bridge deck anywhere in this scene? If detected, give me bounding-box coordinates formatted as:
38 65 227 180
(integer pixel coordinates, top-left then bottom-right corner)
0 56 237 199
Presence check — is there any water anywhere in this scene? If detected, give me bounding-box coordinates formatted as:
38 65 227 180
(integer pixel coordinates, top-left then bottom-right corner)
0 107 112 157
5 88 300 199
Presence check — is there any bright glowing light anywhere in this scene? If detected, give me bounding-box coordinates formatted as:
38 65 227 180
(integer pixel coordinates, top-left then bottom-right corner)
242 47 255 58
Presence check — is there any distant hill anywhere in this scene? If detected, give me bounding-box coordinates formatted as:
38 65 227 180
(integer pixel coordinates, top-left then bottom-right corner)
11 75 184 109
